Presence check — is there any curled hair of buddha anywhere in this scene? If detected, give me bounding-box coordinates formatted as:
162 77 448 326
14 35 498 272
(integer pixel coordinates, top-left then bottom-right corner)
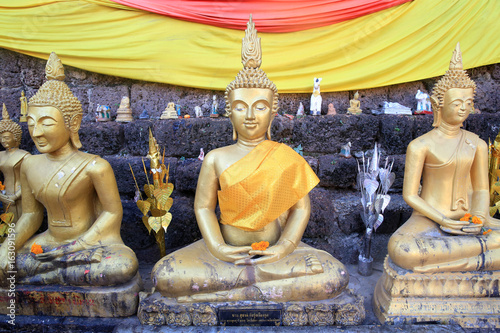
225 15 279 116
430 43 476 127
28 52 83 148
0 104 22 145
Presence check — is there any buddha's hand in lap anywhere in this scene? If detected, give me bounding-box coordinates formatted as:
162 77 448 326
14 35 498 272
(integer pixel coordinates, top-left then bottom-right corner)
235 240 295 265
440 217 481 235
35 238 95 262
215 244 253 263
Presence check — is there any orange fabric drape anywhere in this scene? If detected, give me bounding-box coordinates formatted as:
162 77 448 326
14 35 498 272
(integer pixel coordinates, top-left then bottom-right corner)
108 0 411 32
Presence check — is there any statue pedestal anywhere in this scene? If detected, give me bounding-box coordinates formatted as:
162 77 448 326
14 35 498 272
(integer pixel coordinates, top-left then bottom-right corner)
116 108 133 122
0 273 142 317
374 256 500 329
138 289 364 326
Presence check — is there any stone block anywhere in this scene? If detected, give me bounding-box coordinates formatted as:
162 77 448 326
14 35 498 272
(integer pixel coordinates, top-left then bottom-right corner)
0 87 23 120
388 81 426 111
356 87 388 113
175 158 202 193
0 49 21 86
122 120 153 156
317 154 357 188
466 113 500 143
153 118 232 158
292 115 379 154
80 122 123 156
306 188 338 238
379 115 413 155
164 195 200 250
411 114 434 139
88 85 130 119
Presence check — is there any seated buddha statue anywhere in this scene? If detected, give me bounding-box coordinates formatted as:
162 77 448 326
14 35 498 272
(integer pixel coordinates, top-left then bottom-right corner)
0 52 138 286
0 104 30 222
152 17 348 303
388 43 500 273
347 91 362 115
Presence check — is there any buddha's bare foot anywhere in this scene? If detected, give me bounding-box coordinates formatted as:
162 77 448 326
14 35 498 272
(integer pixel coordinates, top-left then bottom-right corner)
177 286 266 303
413 257 474 273
306 254 324 274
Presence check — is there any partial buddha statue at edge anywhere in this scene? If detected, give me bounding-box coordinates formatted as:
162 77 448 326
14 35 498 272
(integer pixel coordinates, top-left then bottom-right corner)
0 52 138 286
0 104 30 222
152 16 348 303
388 43 500 273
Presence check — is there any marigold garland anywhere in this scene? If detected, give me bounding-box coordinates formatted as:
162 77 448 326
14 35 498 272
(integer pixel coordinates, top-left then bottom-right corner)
251 241 269 251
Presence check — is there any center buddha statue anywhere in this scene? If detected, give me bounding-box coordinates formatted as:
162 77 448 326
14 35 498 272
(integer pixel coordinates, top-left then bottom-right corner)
152 17 348 303
0 52 138 287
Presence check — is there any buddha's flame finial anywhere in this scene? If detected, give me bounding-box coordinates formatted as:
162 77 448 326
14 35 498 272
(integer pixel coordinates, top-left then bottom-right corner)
45 52 66 81
241 15 262 69
2 104 9 121
449 42 463 71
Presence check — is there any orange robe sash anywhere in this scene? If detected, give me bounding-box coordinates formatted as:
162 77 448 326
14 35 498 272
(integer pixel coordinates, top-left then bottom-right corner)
218 140 319 231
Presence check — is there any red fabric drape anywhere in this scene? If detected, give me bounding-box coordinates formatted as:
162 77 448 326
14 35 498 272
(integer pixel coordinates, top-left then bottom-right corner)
109 0 412 33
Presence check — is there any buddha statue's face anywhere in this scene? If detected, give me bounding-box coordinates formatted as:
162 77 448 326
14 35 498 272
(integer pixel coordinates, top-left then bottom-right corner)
0 132 17 150
27 106 70 154
441 88 474 126
229 88 274 141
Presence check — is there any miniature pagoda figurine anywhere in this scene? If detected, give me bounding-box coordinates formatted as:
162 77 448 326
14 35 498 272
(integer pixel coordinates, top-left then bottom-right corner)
0 104 30 222
0 52 140 317
297 102 305 116
415 89 432 114
115 96 133 122
19 91 28 122
374 43 500 328
210 95 219 118
95 104 111 122
139 109 150 119
194 106 203 118
327 103 337 116
146 17 362 327
347 91 362 115
160 102 178 119
310 78 322 116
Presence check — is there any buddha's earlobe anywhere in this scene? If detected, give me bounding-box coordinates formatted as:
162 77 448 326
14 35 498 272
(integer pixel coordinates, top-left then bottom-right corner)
430 95 440 127
69 113 82 149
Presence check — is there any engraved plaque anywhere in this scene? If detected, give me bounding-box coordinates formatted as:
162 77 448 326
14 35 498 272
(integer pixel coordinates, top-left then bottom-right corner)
219 305 282 326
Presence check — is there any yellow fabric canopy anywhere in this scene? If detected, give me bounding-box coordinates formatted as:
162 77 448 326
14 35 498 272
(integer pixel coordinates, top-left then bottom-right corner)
0 0 498 92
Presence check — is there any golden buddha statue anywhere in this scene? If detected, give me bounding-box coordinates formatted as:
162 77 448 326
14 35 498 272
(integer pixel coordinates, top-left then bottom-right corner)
374 43 500 327
387 43 500 273
0 104 30 222
160 102 178 120
115 96 133 122
20 90 28 122
152 17 349 304
347 91 362 115
0 52 138 287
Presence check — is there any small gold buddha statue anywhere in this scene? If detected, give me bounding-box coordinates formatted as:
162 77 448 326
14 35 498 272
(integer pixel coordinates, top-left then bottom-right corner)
386 43 500 274
0 52 138 286
115 96 133 122
347 91 362 115
152 17 348 303
0 104 30 222
160 102 178 120
20 91 28 122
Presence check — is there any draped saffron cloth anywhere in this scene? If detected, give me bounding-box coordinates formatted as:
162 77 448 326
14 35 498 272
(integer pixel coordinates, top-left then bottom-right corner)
218 140 319 231
107 0 411 33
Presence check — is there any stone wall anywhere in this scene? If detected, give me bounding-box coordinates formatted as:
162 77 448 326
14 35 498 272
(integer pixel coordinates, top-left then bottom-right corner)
1 48 500 265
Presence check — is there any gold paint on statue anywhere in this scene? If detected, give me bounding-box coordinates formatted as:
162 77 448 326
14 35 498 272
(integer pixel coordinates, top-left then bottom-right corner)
347 91 362 115
0 52 138 287
489 131 500 216
374 43 500 328
151 16 349 304
0 104 30 222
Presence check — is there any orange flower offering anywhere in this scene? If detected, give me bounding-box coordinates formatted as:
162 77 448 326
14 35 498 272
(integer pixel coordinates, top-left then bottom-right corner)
30 243 43 255
251 241 269 251
459 213 472 222
471 216 482 224
0 181 5 191
483 228 492 235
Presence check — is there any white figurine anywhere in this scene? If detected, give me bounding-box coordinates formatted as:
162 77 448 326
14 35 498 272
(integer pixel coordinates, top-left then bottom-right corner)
210 95 219 118
198 148 205 161
415 90 432 114
297 102 305 116
310 77 322 116
194 106 203 118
